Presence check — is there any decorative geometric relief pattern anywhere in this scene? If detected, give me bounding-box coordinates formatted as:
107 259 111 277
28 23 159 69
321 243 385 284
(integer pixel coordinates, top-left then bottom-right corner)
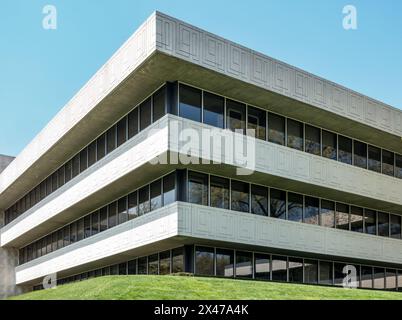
154 12 401 138
179 203 402 265
176 23 201 62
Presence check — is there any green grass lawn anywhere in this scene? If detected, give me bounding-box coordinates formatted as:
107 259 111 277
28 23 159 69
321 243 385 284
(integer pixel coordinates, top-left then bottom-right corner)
10 275 402 300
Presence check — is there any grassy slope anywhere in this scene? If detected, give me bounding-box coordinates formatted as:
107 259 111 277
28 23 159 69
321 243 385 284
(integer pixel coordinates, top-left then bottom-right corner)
11 275 402 300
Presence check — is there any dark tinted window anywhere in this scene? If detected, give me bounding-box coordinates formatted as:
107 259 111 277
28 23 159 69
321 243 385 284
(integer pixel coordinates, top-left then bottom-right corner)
118 197 128 224
287 119 303 151
368 145 381 173
378 212 389 237
248 106 266 140
163 173 176 206
321 200 335 228
91 211 99 236
210 176 229 209
322 130 337 160
304 197 319 225
382 150 394 176
138 185 150 215
153 86 166 122
179 84 202 123
96 134 106 161
117 118 127 147
251 184 268 216
106 126 116 153
268 113 285 145
128 192 138 220
354 141 367 169
128 108 139 139
203 92 224 128
99 207 108 231
195 246 214 276
188 171 208 206
140 98 152 130
287 192 303 222
226 99 246 134
305 125 321 156
336 203 350 230
396 154 402 179
350 206 363 232
319 261 333 285
150 179 162 211
364 209 377 235
270 189 286 219
235 251 253 278
159 251 171 275
108 202 117 228
338 135 352 164
216 249 234 277
231 180 249 213
288 257 303 283
391 214 401 239
88 141 97 167
272 255 287 282
254 253 270 280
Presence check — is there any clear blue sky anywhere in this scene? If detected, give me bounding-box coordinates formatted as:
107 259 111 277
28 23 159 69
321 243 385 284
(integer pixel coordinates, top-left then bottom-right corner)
1 0 401 157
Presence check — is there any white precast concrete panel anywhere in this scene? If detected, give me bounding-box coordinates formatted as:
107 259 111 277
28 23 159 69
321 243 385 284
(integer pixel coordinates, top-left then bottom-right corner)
15 204 179 285
155 12 402 137
1 121 169 246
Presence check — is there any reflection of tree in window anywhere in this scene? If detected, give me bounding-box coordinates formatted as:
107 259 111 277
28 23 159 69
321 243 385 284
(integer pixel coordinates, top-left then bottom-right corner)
251 185 268 216
188 172 208 206
270 189 286 219
231 180 249 213
322 130 337 160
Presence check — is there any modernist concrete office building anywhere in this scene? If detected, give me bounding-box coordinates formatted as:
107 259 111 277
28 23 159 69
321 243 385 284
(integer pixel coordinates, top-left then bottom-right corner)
1 11 402 297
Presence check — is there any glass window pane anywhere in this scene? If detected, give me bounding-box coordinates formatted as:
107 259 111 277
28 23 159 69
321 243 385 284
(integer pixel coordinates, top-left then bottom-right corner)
236 251 253 278
335 263 358 287
231 180 249 213
251 185 268 216
322 130 337 160
248 106 266 140
195 246 214 276
288 257 303 283
138 257 147 274
119 262 127 275
140 97 152 130
360 266 373 288
226 99 246 134
153 86 166 122
64 161 72 183
117 117 127 147
118 196 128 224
335 203 350 230
304 259 318 284
163 173 176 206
148 254 159 275
350 206 364 233
172 247 184 273
106 126 116 153
254 253 270 280
70 222 77 243
138 185 150 215
338 135 352 165
216 249 234 277
382 150 394 176
386 269 397 290
150 179 162 211
210 176 229 209
321 200 335 228
188 171 208 206
52 172 58 192
354 141 367 169
396 154 402 179
305 125 321 156
368 145 381 173
91 211 99 236
96 134 106 161
71 155 79 178
57 167 65 188
99 207 108 231
319 261 333 285
179 84 202 123
77 218 84 241
268 113 285 145
287 119 303 151
270 189 286 219
364 209 377 235
128 108 139 139
108 202 117 228
88 141 97 167
84 215 91 238
374 268 385 289
304 197 319 225
159 250 171 275
128 259 137 275
128 191 138 220
288 192 303 222
272 255 287 282
391 214 401 239
378 212 389 237
203 91 224 128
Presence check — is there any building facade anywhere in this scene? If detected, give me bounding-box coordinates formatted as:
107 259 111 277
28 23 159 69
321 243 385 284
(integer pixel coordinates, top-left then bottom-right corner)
1 11 402 297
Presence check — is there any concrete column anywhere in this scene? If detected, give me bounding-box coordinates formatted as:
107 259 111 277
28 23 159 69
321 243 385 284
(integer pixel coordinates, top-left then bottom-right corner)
0 210 29 299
